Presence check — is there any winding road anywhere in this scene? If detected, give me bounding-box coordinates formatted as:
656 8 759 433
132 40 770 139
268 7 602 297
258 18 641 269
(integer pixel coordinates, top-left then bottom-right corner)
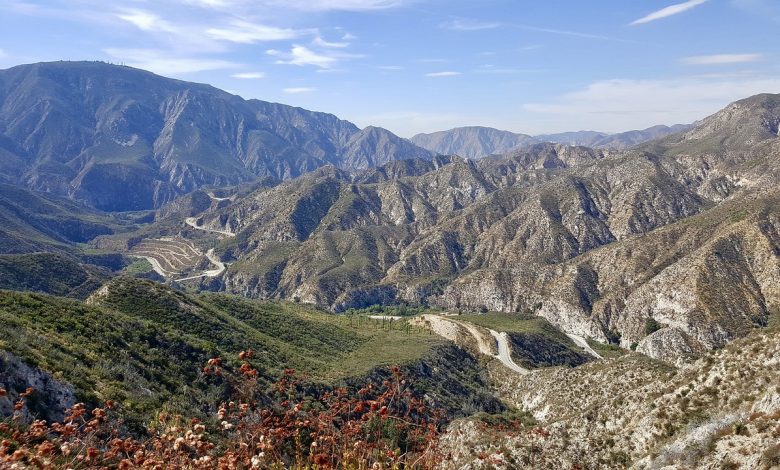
175 195 237 280
135 255 173 277
566 333 604 360
422 314 529 375
489 330 530 375
207 191 232 202
174 249 227 282
185 217 235 236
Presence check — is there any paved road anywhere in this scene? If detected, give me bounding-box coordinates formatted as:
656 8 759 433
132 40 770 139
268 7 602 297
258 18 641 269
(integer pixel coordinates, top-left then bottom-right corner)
177 213 236 281
207 192 231 202
133 255 171 277
185 217 235 236
174 249 227 282
489 330 530 375
422 314 529 375
566 333 604 360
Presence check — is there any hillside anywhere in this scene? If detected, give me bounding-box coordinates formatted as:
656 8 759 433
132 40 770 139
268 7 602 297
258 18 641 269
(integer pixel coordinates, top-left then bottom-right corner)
0 252 119 299
96 93 780 365
440 324 780 468
0 61 434 211
0 183 128 253
0 278 505 428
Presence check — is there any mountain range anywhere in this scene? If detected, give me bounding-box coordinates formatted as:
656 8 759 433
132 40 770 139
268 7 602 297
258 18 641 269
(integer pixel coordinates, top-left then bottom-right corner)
102 92 778 366
2 61 780 468
411 123 692 158
0 62 778 366
0 61 435 211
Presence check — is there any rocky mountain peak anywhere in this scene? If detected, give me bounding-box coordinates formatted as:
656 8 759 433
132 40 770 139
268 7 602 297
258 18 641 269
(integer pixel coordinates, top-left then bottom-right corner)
647 93 780 154
0 61 433 211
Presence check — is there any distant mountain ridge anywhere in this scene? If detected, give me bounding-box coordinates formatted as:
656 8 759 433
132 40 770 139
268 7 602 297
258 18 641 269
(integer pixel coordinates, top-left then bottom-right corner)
410 126 537 159
0 61 435 211
538 124 692 149
411 124 692 159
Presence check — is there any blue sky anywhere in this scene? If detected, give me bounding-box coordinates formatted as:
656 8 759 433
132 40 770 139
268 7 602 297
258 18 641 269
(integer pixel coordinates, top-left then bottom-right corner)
1 0 779 136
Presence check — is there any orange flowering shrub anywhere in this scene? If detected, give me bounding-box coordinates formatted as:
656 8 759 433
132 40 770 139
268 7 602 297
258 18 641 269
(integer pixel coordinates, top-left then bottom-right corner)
0 350 445 468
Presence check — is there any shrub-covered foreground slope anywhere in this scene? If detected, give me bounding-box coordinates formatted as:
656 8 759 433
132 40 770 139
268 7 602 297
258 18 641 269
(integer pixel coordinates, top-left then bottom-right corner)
0 253 125 299
0 278 500 429
439 324 780 469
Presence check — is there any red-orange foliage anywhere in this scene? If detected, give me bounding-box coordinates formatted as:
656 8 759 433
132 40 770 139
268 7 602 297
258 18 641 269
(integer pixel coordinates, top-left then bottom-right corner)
0 352 445 469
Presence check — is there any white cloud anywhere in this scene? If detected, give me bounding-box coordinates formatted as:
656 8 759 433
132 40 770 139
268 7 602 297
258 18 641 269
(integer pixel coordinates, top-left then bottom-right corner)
631 0 708 25
232 72 266 79
517 25 629 42
183 0 236 7
267 0 408 11
730 0 780 22
474 67 542 75
207 20 304 43
520 44 543 51
104 48 241 75
378 65 404 70
0 48 6 59
268 46 336 68
523 75 780 132
283 87 316 93
176 0 410 11
313 36 350 48
268 45 362 68
116 9 179 33
425 71 461 77
681 53 763 65
439 19 501 31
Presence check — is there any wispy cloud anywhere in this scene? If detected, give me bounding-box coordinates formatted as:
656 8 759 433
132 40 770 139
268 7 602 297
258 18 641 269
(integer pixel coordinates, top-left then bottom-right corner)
104 48 241 75
439 18 501 31
474 66 543 75
378 65 404 70
175 0 409 11
313 36 350 48
116 9 179 33
283 87 316 93
681 53 763 65
268 45 338 68
425 71 461 77
730 0 780 22
516 25 631 42
207 20 305 43
232 72 266 79
267 0 408 11
0 48 6 59
523 75 780 132
631 0 708 25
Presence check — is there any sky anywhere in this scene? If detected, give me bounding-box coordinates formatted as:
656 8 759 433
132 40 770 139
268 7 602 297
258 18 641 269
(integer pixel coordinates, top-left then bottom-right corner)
1 0 779 137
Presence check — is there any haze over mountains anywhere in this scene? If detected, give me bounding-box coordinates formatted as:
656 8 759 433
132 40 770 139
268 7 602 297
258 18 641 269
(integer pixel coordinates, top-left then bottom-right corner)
411 123 692 159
